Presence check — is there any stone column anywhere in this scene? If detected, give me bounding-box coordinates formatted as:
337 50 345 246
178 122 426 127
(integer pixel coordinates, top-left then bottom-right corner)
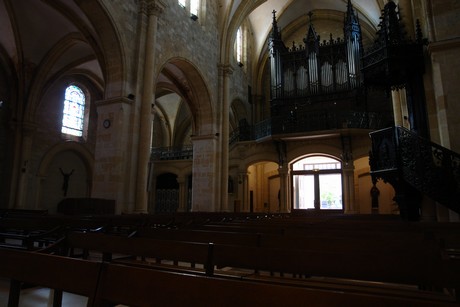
177 175 187 212
191 134 218 211
14 122 37 208
134 0 165 213
218 64 233 212
342 163 356 213
397 0 415 37
93 97 134 213
391 90 404 126
278 166 290 212
238 172 248 212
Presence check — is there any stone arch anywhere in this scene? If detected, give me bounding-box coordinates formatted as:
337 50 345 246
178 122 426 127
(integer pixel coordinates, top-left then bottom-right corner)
289 151 343 167
37 141 94 212
230 98 249 131
155 57 214 136
246 160 280 213
287 144 342 165
38 142 94 180
69 0 126 97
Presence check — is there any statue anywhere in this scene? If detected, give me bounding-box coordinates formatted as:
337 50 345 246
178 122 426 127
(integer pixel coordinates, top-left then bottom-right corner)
59 168 74 196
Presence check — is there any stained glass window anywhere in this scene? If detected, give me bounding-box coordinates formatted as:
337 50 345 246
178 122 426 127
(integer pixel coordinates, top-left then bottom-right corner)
61 85 85 137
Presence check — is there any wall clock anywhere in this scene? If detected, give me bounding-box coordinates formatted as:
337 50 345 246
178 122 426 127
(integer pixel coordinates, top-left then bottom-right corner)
103 119 111 129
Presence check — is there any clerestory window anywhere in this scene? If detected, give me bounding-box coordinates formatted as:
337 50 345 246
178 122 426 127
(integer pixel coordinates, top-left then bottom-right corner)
61 84 86 138
178 0 201 20
235 26 246 67
236 27 243 65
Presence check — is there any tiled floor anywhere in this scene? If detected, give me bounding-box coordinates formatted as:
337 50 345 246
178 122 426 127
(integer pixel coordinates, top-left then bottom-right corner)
0 278 88 307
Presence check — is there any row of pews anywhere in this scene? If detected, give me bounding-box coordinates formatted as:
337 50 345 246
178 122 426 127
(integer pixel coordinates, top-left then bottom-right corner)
0 210 459 306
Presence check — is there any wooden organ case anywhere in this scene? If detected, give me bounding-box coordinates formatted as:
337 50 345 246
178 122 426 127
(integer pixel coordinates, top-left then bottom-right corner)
268 0 393 136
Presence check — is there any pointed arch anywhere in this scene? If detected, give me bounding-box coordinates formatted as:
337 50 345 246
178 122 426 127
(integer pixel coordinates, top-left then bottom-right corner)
155 57 214 136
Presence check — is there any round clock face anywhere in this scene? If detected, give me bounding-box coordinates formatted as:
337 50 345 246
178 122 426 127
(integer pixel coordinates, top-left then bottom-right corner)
103 119 111 128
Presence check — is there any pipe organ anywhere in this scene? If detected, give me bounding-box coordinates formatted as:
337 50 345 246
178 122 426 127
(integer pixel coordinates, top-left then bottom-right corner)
267 0 392 134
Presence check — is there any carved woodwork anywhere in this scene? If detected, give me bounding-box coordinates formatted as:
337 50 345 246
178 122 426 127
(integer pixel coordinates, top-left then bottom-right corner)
370 127 460 219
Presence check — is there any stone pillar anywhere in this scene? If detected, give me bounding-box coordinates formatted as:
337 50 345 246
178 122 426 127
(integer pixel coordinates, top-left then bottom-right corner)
397 0 415 37
177 175 187 212
391 89 411 128
191 134 218 211
134 0 165 213
342 163 356 214
391 90 403 126
14 122 37 208
238 172 248 212
218 64 233 212
278 166 290 212
93 97 134 213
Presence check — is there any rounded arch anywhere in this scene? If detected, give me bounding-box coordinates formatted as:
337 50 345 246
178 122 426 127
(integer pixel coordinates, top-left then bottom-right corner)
287 144 342 166
38 141 94 178
37 141 94 212
289 152 342 168
155 57 214 136
291 154 344 211
246 160 280 213
230 98 250 130
153 163 193 180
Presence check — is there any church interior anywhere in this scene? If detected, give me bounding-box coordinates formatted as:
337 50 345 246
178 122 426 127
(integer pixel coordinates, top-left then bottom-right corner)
1 0 460 306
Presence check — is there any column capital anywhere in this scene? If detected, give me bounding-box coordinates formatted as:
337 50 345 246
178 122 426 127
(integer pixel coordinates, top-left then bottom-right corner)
141 0 166 16
218 64 234 76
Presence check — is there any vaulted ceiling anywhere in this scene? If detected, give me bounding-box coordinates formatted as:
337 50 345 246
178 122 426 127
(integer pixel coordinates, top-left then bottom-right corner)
0 0 387 136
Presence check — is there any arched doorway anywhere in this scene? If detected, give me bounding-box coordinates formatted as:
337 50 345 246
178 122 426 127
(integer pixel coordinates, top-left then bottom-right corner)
355 156 397 214
247 161 280 213
291 155 343 212
152 58 215 211
155 173 179 213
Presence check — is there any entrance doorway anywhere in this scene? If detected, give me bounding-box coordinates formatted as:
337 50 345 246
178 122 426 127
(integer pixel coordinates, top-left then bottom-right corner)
292 156 343 211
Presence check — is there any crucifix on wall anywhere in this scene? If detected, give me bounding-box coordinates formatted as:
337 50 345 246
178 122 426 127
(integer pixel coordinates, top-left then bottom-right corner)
59 167 74 197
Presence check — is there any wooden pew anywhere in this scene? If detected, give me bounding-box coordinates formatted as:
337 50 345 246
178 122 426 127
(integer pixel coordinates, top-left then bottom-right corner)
134 227 261 246
0 208 48 218
0 226 64 251
62 232 215 275
59 231 459 303
0 249 101 307
93 261 458 307
1 230 458 306
0 249 455 307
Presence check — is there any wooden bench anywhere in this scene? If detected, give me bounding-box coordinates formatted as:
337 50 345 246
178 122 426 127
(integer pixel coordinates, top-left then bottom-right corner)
134 227 261 246
1 249 455 307
0 249 101 307
62 232 215 275
93 261 458 307
57 231 460 302
1 234 459 306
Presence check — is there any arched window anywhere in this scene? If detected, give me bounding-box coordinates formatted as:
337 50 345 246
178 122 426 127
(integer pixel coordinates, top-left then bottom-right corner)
61 85 85 137
292 156 343 211
236 27 243 65
178 0 201 20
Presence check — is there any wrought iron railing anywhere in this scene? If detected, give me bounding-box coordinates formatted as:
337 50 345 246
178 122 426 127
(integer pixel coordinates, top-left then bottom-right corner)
151 146 193 161
369 126 460 214
230 111 391 143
